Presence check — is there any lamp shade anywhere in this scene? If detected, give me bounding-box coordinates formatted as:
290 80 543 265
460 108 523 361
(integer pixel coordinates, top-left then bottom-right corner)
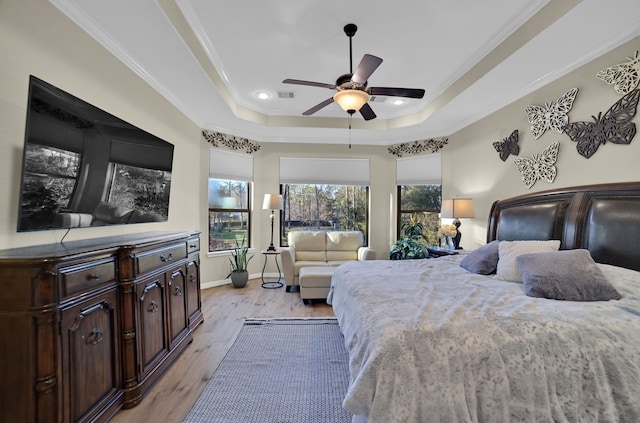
441 198 475 218
262 194 283 210
333 89 370 112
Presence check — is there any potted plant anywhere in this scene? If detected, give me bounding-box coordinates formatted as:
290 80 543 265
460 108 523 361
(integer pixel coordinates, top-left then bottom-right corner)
389 236 429 260
390 214 429 260
227 237 253 288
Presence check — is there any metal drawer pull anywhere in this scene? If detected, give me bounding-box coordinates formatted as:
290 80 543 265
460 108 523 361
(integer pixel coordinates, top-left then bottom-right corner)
86 328 104 345
148 300 159 313
160 252 173 262
189 243 197 249
189 274 196 282
87 273 101 280
175 286 183 296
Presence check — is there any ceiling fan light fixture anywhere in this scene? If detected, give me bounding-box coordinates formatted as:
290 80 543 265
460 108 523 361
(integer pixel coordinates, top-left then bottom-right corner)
333 89 369 113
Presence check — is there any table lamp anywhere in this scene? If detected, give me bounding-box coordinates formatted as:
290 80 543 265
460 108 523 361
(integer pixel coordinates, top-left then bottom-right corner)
440 198 475 249
262 194 283 251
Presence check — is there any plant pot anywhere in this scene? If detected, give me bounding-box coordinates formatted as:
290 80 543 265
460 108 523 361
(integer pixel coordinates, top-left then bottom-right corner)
230 270 249 288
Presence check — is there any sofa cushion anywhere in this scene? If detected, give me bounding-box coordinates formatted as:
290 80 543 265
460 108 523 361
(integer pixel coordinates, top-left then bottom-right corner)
289 231 327 250
327 260 355 267
289 231 328 262
327 251 358 261
327 231 363 261
327 231 363 250
296 251 328 261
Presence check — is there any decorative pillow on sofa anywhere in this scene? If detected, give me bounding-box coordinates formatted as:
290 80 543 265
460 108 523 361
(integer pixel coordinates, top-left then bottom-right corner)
327 231 363 261
516 249 622 301
460 240 500 274
496 240 560 282
289 231 327 261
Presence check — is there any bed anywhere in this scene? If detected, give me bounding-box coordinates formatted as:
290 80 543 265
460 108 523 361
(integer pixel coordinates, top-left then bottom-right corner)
328 182 640 423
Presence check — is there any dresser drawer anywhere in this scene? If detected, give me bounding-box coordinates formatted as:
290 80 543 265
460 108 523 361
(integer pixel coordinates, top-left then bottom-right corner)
187 236 200 253
136 243 187 275
60 258 116 298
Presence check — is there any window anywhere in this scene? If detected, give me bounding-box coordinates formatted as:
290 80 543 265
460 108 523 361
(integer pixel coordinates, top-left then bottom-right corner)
279 157 371 247
396 154 442 246
280 184 368 245
208 179 251 252
397 185 442 246
208 149 254 253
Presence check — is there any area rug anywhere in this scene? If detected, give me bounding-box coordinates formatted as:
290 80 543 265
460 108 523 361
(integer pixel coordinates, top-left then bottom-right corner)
183 318 352 423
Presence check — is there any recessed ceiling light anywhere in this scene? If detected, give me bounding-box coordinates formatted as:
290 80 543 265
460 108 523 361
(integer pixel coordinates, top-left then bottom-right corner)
255 91 272 100
393 99 405 105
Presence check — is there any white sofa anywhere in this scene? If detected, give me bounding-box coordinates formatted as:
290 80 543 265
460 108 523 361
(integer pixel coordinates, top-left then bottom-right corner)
280 231 376 297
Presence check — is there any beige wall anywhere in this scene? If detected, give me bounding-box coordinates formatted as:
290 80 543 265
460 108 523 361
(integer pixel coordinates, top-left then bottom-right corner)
1 0 638 285
0 1 202 245
444 35 640 251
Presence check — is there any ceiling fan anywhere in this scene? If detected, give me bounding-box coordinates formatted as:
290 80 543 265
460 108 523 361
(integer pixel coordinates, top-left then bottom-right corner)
283 23 426 121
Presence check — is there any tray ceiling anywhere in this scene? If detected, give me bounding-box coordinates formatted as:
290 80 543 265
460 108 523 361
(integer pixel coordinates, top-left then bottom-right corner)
50 0 640 146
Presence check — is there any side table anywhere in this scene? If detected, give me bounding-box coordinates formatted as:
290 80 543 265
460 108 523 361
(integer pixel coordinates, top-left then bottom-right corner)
261 250 283 289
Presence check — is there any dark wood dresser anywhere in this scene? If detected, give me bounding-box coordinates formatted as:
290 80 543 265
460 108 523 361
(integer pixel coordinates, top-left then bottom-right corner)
0 231 203 423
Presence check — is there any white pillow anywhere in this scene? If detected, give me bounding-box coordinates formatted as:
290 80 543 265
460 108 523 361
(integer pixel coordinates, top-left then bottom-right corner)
496 240 561 282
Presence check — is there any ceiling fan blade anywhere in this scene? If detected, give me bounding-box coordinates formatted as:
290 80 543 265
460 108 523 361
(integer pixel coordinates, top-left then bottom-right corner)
283 79 336 90
351 54 383 85
367 87 425 99
302 97 335 115
359 103 377 121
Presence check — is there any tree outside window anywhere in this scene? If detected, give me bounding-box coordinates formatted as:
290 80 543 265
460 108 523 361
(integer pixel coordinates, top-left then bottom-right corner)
397 185 442 246
280 184 368 246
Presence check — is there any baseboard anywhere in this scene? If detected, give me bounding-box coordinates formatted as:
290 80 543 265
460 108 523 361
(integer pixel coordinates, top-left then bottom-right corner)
202 273 283 290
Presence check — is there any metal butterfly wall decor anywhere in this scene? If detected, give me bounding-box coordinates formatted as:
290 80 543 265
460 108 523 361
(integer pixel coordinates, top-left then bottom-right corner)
513 142 559 189
493 129 519 161
563 89 639 159
525 88 578 139
596 51 640 95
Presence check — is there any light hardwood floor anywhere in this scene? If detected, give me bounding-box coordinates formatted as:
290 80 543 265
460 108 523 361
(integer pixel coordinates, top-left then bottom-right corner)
110 278 334 423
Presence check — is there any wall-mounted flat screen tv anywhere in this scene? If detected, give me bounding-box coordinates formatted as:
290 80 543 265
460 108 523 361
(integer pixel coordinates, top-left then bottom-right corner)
17 76 174 231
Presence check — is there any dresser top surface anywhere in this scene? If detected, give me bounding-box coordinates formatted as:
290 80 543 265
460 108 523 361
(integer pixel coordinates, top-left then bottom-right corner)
0 231 199 261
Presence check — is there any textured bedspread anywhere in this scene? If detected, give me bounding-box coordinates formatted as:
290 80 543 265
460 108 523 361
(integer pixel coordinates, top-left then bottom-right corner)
327 256 640 423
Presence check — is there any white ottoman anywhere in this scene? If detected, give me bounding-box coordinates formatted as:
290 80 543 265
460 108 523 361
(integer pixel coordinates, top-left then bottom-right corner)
298 266 338 304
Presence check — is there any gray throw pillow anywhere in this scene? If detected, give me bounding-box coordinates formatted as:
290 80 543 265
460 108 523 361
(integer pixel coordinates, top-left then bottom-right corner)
460 240 500 275
516 249 622 301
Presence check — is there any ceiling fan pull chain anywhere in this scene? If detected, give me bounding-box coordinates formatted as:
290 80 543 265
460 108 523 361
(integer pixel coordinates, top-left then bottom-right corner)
348 114 352 149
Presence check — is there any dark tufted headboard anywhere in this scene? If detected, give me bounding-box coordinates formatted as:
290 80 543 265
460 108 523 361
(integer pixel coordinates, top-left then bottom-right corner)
487 182 640 271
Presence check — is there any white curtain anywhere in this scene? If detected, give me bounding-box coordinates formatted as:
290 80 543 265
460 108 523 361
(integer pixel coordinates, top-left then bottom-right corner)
396 153 441 185
209 149 254 181
280 157 370 185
